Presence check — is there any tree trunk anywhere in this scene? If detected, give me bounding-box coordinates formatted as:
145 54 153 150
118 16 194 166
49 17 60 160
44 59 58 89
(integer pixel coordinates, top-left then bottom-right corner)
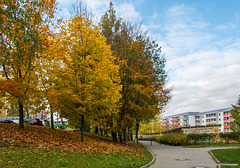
18 99 24 129
51 112 54 129
95 126 98 134
135 122 139 143
124 127 128 145
112 132 115 141
100 126 103 136
112 131 118 142
119 134 123 143
81 114 84 142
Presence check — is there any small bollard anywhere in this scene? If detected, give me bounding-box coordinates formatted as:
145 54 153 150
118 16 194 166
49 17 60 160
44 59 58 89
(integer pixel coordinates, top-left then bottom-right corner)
151 140 152 146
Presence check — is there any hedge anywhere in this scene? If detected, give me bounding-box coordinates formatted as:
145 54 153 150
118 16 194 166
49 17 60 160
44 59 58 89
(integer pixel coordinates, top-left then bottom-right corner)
156 133 189 146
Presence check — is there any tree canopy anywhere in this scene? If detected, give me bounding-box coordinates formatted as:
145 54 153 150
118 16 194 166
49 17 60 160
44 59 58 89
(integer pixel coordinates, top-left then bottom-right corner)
0 1 170 144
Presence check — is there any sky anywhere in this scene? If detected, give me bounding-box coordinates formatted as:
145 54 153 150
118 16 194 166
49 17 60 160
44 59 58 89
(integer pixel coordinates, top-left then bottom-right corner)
56 0 240 116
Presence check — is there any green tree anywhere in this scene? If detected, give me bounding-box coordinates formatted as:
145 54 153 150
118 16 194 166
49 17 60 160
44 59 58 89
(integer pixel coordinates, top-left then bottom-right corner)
230 96 240 133
100 2 170 144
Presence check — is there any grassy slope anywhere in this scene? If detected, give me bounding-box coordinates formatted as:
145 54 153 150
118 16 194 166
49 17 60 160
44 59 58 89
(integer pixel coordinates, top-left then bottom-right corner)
0 123 152 168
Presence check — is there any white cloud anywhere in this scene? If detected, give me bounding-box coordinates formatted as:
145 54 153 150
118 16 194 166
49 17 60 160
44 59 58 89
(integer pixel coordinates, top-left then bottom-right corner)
162 4 213 57
154 4 240 116
57 0 110 21
215 23 236 31
163 43 240 116
57 0 141 23
115 2 142 23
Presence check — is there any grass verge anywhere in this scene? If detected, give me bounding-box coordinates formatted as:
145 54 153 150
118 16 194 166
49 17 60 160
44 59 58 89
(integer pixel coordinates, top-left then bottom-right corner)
211 149 240 166
0 144 152 168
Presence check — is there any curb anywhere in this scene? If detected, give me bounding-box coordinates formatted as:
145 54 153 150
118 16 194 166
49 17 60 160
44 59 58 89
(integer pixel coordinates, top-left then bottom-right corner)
141 143 156 168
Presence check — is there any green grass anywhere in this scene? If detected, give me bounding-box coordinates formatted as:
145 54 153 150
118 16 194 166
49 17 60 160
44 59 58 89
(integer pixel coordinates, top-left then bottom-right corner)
184 143 240 148
0 144 152 168
211 149 240 164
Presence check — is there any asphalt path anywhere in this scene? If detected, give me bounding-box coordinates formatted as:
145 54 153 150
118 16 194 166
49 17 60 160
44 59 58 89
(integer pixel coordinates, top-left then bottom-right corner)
140 141 238 168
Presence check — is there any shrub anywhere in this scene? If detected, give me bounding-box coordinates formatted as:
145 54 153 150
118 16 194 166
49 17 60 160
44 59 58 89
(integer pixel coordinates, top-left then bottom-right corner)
187 133 214 144
220 132 240 143
156 133 189 146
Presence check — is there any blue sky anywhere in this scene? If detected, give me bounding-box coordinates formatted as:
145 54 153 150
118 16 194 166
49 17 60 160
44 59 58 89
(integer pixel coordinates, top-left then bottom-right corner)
57 0 240 116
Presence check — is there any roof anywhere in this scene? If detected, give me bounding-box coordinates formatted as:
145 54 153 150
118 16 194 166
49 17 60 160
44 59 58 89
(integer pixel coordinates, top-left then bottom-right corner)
162 107 232 119
201 107 232 115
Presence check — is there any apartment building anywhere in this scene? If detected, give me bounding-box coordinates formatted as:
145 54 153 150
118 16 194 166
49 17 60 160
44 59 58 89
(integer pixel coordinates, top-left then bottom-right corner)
161 108 233 133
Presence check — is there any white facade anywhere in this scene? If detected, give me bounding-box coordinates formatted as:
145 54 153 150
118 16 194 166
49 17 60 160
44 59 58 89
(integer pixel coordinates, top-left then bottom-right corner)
161 108 232 133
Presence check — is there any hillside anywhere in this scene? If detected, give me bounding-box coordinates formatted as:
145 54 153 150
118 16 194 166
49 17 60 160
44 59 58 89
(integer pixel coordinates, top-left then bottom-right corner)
0 123 146 154
0 123 152 167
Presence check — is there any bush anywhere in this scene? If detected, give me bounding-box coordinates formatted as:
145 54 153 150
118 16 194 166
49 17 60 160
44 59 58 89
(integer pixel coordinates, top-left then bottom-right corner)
187 133 214 144
220 132 240 143
156 133 189 146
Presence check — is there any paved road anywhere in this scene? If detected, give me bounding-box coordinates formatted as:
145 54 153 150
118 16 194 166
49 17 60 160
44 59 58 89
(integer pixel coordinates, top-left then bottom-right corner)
140 141 235 168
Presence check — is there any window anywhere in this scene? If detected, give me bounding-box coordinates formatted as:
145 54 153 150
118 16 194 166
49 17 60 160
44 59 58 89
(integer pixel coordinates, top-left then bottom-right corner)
219 119 221 121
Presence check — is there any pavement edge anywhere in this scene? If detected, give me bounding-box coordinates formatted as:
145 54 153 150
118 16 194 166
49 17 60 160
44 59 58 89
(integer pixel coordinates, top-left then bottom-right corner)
141 143 156 168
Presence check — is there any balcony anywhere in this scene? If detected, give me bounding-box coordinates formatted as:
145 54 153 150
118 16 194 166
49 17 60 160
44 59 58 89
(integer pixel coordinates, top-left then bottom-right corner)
171 119 180 122
162 120 169 123
224 119 235 123
223 114 231 117
224 125 230 128
162 125 170 127
206 116 217 119
171 123 180 126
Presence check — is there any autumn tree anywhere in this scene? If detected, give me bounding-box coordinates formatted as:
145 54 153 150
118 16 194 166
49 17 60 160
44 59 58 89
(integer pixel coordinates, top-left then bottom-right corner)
33 29 65 129
0 0 56 128
230 96 240 132
100 2 170 144
56 15 121 142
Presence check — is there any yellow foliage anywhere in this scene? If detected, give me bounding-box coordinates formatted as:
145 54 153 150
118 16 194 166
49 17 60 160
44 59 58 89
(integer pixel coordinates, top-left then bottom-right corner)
56 15 122 121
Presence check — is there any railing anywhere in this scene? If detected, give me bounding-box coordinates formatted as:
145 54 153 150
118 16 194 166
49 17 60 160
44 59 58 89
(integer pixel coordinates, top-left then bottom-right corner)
205 115 217 119
161 124 170 127
171 123 180 126
171 119 180 122
223 114 231 117
224 119 235 123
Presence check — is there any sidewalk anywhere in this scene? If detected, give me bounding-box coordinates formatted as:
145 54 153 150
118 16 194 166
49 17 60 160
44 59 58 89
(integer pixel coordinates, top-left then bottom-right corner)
140 141 232 168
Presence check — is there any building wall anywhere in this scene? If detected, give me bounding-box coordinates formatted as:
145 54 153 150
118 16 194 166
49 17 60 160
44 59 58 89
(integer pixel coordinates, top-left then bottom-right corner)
161 108 232 133
189 115 196 126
